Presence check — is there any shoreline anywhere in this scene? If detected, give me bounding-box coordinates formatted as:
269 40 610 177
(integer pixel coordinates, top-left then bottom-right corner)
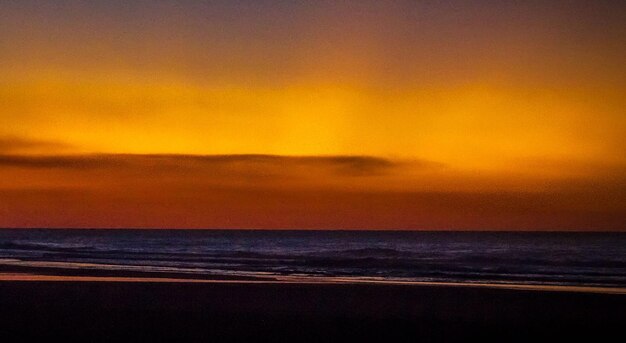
1 271 625 295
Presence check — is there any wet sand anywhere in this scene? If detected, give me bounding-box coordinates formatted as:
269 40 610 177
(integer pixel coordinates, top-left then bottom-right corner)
0 276 624 341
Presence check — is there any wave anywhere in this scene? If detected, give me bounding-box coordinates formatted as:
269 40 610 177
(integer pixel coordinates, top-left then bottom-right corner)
3 240 626 270
0 241 94 252
330 247 409 257
1 231 625 288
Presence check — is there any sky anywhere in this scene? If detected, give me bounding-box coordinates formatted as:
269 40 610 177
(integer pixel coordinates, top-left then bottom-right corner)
0 0 624 230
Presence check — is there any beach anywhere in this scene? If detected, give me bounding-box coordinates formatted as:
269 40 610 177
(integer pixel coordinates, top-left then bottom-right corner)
0 277 624 341
1 230 624 341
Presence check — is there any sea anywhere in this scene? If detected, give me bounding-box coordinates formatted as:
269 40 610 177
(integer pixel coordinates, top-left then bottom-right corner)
0 229 624 288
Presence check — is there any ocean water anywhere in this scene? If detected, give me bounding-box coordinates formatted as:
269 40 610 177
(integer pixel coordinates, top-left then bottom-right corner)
0 229 624 287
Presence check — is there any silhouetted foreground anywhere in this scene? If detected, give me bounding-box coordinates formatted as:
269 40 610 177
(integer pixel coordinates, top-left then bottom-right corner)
0 281 623 342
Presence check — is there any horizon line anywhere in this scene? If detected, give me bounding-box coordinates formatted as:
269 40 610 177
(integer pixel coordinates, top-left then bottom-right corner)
1 227 623 233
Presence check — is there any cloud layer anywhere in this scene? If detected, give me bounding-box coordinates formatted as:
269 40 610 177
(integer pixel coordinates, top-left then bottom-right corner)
0 137 70 154
0 148 623 230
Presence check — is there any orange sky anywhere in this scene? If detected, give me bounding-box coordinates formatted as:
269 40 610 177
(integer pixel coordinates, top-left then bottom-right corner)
0 1 624 230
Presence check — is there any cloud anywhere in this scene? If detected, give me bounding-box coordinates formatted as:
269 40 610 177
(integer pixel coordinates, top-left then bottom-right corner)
0 153 416 175
0 155 124 169
144 154 404 176
0 136 71 154
0 153 441 194
0 153 624 231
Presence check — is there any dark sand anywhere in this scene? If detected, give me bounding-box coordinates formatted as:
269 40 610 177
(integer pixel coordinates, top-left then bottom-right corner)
0 278 624 342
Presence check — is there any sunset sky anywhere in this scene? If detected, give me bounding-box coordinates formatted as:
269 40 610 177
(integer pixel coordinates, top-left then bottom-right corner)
0 1 624 230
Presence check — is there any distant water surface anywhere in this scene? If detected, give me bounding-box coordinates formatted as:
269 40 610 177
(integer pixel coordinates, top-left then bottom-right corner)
0 230 624 287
